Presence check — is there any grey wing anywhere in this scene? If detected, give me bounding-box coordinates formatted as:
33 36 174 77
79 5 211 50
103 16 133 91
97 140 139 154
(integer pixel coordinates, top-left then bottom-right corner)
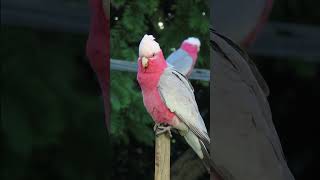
210 29 270 96
158 68 210 146
166 49 193 76
210 29 295 180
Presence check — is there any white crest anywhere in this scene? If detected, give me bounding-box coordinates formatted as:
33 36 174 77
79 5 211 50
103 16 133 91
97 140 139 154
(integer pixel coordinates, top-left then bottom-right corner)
184 37 201 47
139 34 161 57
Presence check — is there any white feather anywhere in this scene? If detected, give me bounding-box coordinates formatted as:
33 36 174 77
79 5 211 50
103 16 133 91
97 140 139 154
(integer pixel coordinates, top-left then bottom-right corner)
139 34 161 57
184 37 201 47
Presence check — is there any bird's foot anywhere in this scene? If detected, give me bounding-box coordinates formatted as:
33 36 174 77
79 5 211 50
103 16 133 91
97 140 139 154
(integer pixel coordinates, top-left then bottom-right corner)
154 123 172 138
153 123 160 132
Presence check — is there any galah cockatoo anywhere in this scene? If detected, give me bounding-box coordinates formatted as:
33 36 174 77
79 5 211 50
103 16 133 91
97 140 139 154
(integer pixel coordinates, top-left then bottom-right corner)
136 35 224 178
166 37 201 77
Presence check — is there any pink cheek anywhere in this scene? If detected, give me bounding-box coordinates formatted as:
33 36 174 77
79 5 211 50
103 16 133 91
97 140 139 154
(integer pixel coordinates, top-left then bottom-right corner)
150 54 160 62
148 59 156 66
149 56 157 61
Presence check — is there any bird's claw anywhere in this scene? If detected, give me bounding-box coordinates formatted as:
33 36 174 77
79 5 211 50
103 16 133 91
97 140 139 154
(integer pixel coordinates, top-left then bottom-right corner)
154 123 172 138
153 123 159 132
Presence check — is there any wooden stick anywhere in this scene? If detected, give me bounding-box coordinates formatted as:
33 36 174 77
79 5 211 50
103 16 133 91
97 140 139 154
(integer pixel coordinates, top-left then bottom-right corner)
155 133 171 180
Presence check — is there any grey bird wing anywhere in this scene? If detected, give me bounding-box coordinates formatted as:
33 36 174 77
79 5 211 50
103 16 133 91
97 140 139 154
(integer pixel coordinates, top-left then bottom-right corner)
210 29 295 180
166 49 193 77
158 68 227 179
210 29 270 96
157 68 210 147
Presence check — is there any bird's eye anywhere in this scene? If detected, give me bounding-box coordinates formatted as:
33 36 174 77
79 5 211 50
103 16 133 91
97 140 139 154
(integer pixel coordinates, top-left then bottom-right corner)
152 53 155 57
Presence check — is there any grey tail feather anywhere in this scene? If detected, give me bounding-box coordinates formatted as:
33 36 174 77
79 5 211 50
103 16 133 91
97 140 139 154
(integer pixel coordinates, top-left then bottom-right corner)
199 140 226 180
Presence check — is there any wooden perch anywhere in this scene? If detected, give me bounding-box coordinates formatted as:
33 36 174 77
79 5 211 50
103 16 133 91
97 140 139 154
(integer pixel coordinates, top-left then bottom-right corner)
155 133 171 180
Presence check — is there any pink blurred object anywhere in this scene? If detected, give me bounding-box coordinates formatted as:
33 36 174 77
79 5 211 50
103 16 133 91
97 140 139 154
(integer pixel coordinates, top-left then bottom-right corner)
86 0 110 131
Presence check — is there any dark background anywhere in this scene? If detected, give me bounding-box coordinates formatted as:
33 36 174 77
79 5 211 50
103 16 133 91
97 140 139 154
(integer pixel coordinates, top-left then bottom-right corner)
1 0 319 179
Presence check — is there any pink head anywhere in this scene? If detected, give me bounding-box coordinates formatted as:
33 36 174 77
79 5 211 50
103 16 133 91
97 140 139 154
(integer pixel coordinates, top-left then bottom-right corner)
181 37 201 61
137 35 167 89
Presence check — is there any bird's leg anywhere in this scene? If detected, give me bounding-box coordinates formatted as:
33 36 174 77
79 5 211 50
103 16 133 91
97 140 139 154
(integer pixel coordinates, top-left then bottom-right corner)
153 123 160 132
154 123 172 138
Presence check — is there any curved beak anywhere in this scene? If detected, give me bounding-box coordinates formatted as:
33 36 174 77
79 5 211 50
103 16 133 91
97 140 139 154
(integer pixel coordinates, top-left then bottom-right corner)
141 57 149 68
